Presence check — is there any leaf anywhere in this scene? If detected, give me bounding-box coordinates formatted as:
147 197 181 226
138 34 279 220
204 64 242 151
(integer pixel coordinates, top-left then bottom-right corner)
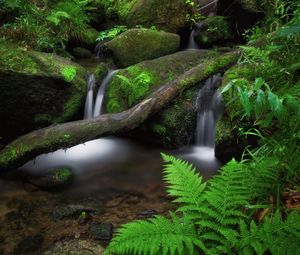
254 89 266 117
238 86 251 117
254 77 265 90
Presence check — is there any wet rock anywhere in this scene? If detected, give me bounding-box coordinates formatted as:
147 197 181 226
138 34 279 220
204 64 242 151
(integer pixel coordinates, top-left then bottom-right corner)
52 204 96 221
90 223 113 241
105 28 180 68
42 239 104 255
27 167 73 190
14 234 44 255
72 47 92 59
137 209 158 218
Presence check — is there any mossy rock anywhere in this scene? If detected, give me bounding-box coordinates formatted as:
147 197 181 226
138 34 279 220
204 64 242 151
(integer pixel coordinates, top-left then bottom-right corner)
104 49 235 147
72 47 92 59
194 16 232 47
0 40 87 144
27 167 73 190
105 49 218 113
106 28 180 68
101 0 194 33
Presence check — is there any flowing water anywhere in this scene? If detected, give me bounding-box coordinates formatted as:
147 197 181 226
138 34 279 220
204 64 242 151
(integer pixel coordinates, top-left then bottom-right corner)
179 74 223 175
186 29 200 50
93 70 118 117
84 74 96 119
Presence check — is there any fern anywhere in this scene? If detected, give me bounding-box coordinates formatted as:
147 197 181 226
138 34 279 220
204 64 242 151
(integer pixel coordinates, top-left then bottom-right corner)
105 154 300 255
239 211 300 255
104 212 202 255
161 153 206 215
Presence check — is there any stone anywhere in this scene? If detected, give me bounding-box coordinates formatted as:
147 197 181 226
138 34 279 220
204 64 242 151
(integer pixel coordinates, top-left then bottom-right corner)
52 204 96 221
101 0 195 33
105 28 180 67
0 40 87 144
27 167 73 190
90 223 113 241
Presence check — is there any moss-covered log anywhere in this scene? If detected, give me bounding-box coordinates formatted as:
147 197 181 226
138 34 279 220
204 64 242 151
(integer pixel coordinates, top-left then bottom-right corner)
0 51 239 171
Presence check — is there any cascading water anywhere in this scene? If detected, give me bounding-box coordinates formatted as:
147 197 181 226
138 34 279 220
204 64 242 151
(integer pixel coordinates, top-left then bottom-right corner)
195 74 222 148
179 74 222 176
186 29 200 50
93 70 118 117
84 74 96 119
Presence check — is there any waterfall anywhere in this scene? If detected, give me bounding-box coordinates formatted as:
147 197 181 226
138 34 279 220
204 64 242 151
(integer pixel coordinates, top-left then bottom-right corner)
195 74 222 149
186 29 200 50
84 74 96 119
93 70 118 117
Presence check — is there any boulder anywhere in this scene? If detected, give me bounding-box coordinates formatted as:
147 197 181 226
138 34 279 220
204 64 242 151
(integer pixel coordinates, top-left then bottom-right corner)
105 28 180 68
0 40 87 144
102 0 195 33
194 16 232 47
105 49 232 147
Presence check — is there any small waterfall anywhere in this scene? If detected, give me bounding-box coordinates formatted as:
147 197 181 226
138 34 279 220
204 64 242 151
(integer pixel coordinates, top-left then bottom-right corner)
186 29 200 50
93 69 118 118
84 74 96 119
195 74 222 149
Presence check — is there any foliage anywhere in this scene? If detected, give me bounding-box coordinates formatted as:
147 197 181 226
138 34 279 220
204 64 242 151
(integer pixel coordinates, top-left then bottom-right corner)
0 0 93 53
96 25 128 42
104 154 300 255
115 72 152 106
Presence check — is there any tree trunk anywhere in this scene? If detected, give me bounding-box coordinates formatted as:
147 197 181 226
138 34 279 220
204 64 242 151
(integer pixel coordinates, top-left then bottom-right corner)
0 51 239 171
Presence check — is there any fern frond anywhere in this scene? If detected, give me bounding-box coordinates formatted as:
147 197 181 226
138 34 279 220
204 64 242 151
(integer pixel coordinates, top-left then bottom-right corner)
104 212 203 255
161 153 206 215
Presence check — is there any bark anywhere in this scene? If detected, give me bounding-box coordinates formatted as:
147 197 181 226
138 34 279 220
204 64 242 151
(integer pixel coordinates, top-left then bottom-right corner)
0 51 239 171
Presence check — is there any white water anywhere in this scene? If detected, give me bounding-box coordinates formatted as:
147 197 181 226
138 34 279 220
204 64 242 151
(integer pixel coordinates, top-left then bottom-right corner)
179 75 222 175
186 29 200 50
84 74 96 119
93 70 118 117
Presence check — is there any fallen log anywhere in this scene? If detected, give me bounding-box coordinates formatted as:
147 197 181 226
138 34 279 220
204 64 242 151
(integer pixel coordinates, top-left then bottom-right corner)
0 51 239 171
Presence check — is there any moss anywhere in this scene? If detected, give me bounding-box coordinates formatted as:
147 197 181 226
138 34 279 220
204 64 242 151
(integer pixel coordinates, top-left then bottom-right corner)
106 50 217 113
215 119 233 144
0 41 87 143
106 28 180 67
61 67 77 82
55 167 72 183
95 63 109 81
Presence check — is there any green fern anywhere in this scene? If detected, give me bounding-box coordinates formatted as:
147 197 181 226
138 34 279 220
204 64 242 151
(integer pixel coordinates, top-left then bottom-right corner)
104 212 202 255
105 154 300 255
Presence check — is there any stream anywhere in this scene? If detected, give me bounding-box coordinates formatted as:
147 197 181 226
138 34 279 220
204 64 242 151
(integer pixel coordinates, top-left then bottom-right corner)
0 32 223 254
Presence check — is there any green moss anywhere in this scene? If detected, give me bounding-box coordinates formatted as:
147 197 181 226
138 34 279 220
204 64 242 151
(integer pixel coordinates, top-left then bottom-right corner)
215 119 233 144
55 167 72 182
61 67 77 82
106 28 180 67
106 50 216 113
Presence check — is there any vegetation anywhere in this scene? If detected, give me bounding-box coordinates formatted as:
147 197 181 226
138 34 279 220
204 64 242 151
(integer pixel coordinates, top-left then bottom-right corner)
104 1 300 254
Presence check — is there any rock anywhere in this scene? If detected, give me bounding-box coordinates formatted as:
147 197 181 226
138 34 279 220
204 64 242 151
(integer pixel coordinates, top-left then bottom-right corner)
27 167 73 190
14 234 44 255
82 28 99 48
95 62 109 82
52 204 96 221
105 28 180 68
239 0 260 12
90 223 113 241
194 16 232 47
0 40 87 144
42 239 104 255
72 47 92 59
102 0 195 33
136 209 158 218
105 49 231 147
